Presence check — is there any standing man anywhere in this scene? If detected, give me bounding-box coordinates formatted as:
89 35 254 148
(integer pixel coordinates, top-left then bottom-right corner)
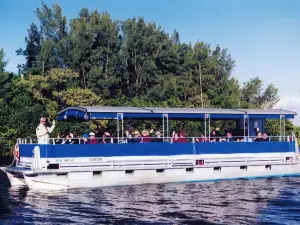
36 117 56 144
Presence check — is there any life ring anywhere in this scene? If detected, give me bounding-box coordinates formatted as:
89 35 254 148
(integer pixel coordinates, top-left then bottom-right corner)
14 143 20 162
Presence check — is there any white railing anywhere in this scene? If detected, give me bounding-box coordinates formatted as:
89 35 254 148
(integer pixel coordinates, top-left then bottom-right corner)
16 136 294 145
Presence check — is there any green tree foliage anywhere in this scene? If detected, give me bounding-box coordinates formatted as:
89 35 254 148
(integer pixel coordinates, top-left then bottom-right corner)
0 2 298 154
241 77 279 109
0 48 8 73
16 23 41 75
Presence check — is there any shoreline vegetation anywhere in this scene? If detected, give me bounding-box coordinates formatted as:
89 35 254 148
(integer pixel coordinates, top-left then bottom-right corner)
0 2 299 155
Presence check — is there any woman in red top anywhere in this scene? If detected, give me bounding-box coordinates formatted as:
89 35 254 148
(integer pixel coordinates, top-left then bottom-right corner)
172 131 187 143
142 130 152 143
88 132 98 144
178 131 187 143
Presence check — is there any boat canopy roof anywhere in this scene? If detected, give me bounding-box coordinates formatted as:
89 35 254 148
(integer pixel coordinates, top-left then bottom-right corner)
56 106 297 121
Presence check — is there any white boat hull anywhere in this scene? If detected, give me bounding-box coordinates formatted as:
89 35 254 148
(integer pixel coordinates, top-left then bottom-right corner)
21 163 300 190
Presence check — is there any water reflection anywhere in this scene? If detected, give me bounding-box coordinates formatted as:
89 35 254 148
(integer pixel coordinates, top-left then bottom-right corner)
1 177 300 224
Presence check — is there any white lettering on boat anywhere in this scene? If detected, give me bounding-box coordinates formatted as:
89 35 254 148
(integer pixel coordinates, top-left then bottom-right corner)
89 158 103 162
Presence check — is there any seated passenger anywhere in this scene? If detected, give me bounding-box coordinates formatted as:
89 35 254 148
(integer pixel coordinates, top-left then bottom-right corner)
172 131 179 143
225 132 234 142
210 130 219 142
152 131 163 142
172 131 187 143
178 131 188 142
63 134 72 144
102 132 111 143
126 130 141 143
81 134 89 144
56 134 64 144
142 130 152 143
70 132 79 144
255 132 264 141
262 133 269 142
87 132 98 144
195 134 205 142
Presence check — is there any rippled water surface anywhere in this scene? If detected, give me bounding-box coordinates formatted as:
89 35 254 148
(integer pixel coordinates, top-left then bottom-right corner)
1 177 300 224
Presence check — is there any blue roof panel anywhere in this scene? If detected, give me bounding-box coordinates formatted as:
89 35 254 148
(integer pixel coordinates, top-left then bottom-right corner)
56 106 296 121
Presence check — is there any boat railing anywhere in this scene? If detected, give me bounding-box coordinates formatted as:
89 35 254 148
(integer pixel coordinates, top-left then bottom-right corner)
16 136 294 145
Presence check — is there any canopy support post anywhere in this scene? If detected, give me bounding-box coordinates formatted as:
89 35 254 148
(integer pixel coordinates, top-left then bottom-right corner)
117 113 123 143
166 114 169 142
283 116 286 139
280 115 282 142
208 114 211 140
162 114 168 142
280 115 285 142
162 115 164 140
204 115 207 140
243 114 247 140
247 116 250 141
204 114 210 140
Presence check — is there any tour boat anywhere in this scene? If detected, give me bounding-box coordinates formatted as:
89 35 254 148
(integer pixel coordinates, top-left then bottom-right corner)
1 106 299 190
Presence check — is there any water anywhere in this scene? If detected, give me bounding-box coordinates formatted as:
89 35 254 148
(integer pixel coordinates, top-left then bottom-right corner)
1 177 300 224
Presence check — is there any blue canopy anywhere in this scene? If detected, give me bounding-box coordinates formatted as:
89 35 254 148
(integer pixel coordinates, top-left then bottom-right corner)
56 106 296 121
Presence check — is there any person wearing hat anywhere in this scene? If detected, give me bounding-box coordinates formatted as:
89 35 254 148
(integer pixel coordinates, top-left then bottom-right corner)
102 132 111 144
36 117 56 144
87 132 98 144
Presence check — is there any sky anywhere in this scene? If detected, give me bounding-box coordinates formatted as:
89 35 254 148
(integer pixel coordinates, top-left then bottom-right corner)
1 0 300 123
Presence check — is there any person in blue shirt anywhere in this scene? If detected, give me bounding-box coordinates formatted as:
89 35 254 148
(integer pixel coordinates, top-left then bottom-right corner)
225 132 234 142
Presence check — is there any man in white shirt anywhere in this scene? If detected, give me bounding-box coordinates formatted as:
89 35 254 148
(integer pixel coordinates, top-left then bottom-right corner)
36 117 56 144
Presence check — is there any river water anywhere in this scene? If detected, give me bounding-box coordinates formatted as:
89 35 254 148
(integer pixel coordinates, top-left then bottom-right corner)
0 177 300 224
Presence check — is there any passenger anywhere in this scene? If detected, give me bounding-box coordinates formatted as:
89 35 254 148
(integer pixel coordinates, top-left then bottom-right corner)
133 130 142 143
81 134 89 144
172 131 187 143
262 133 269 142
180 130 187 137
210 130 219 142
125 130 132 142
142 130 152 143
195 134 205 142
36 117 56 144
102 132 111 143
55 134 64 144
70 132 79 144
87 132 98 144
63 134 72 144
225 132 234 142
172 131 179 143
255 132 264 141
178 131 188 142
151 131 163 142
126 130 141 143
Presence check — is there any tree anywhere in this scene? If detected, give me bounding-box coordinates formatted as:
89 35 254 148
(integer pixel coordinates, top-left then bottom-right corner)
35 2 67 75
241 77 279 109
16 23 41 75
68 8 94 89
0 48 8 73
